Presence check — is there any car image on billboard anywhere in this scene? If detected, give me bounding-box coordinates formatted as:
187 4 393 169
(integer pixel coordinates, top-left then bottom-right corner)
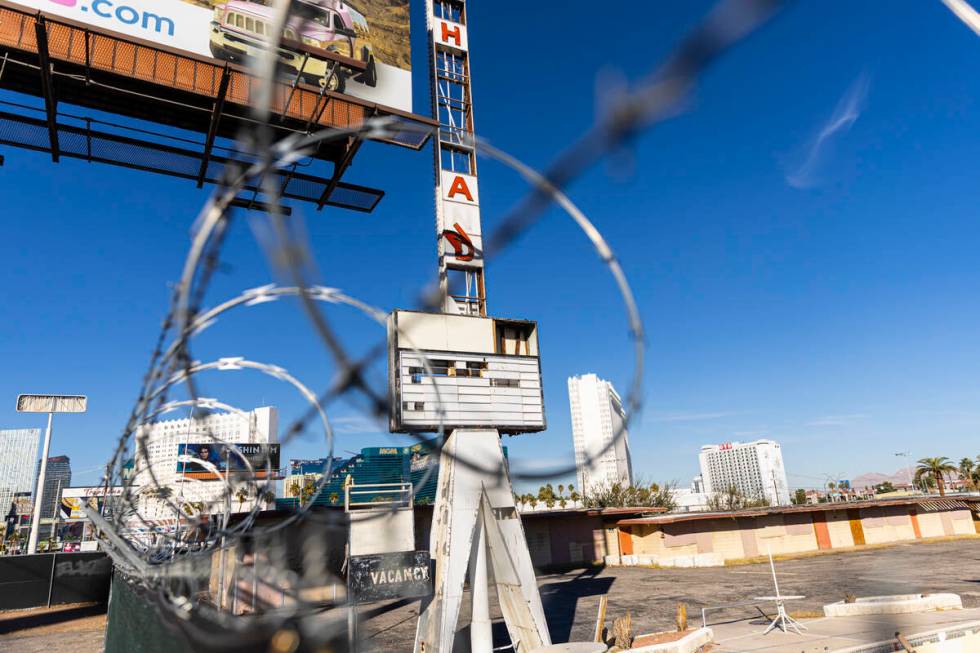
11 0 412 111
209 0 378 93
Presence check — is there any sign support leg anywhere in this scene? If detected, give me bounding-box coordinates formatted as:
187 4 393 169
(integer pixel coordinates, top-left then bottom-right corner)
469 517 491 653
415 429 550 653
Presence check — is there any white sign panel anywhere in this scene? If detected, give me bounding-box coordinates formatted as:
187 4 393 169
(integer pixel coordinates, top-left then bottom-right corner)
16 394 88 413
433 18 467 51
440 170 479 205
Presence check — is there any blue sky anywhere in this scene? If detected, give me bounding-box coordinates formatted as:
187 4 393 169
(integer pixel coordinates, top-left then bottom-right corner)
3 0 980 493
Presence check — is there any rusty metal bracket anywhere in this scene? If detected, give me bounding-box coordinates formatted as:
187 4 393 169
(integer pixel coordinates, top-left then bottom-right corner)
303 61 338 134
279 52 310 124
197 65 231 188
34 16 59 162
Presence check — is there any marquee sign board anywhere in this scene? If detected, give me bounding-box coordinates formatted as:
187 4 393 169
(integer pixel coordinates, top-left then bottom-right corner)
387 310 546 434
348 550 432 604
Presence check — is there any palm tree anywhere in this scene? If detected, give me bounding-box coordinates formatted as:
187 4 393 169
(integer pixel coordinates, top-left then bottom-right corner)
538 484 556 508
568 484 580 504
915 457 957 496
235 487 249 511
959 458 976 489
261 490 276 508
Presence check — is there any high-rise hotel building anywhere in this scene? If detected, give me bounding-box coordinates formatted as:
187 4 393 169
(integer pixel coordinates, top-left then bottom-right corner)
568 374 633 493
132 406 278 521
698 439 790 506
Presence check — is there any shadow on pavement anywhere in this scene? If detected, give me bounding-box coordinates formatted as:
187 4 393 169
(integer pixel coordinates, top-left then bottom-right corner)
0 602 107 634
540 568 614 643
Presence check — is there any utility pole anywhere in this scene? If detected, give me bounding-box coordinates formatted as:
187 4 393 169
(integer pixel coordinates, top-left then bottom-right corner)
895 451 914 494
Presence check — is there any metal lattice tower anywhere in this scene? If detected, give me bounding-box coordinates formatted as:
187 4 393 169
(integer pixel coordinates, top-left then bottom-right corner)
429 0 486 316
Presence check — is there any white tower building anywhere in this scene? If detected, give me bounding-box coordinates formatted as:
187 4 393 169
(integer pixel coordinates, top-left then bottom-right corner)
132 406 278 521
0 429 41 518
568 374 633 493
698 439 790 506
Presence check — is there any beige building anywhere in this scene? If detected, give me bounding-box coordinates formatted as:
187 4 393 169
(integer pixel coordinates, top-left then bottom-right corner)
613 497 980 568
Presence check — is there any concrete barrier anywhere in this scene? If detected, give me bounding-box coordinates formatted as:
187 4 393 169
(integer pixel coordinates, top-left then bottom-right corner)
630 627 713 653
832 620 980 653
824 593 962 617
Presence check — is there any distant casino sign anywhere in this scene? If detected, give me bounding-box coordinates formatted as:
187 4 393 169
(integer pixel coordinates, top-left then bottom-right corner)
348 551 431 604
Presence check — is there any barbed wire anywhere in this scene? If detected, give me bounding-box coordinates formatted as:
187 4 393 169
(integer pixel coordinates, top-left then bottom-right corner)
83 0 788 649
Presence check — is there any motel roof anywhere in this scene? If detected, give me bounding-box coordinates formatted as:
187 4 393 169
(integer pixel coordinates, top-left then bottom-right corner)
520 506 669 519
617 495 977 526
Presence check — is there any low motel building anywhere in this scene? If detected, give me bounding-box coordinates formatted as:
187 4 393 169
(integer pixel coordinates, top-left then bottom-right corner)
612 496 980 568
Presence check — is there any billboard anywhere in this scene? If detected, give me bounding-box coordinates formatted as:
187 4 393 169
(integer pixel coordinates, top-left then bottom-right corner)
177 442 281 479
59 487 124 521
12 0 412 112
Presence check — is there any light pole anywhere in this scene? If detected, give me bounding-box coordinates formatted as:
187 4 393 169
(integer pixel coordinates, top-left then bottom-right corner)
895 451 915 494
16 394 87 554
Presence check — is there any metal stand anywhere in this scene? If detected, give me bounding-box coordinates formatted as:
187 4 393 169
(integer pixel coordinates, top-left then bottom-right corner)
762 599 807 635
758 548 807 635
414 429 551 653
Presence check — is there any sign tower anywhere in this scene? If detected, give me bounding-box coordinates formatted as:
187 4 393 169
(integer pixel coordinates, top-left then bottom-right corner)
395 1 553 651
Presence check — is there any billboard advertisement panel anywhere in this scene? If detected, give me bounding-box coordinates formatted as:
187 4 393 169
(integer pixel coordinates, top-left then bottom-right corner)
11 0 412 112
177 442 281 479
59 486 124 521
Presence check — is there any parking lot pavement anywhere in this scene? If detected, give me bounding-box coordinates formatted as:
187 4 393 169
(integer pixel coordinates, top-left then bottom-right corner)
360 537 980 650
0 603 107 653
4 537 978 651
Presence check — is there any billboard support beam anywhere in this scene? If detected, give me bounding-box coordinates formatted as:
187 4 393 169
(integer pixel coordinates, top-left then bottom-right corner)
82 29 91 84
197 65 231 188
317 136 363 210
33 17 59 162
279 53 311 125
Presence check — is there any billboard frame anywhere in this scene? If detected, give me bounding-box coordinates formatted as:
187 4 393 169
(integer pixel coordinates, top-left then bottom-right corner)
0 0 436 211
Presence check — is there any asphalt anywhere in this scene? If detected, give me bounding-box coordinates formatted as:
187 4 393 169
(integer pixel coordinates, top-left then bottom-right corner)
359 536 980 650
3 537 979 651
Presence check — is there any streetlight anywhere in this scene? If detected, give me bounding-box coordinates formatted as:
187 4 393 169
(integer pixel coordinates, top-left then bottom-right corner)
16 394 87 554
895 451 915 494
